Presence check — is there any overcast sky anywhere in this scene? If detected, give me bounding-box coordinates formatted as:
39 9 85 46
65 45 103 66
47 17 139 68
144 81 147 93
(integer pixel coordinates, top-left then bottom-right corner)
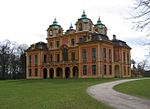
0 0 149 62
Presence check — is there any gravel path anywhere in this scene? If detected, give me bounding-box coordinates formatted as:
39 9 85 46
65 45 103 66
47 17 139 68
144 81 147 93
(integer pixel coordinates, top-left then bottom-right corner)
87 78 150 109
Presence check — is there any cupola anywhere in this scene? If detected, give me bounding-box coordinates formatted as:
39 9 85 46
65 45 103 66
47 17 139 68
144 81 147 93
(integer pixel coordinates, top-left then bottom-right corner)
65 23 75 34
94 17 107 35
47 18 63 37
75 10 93 32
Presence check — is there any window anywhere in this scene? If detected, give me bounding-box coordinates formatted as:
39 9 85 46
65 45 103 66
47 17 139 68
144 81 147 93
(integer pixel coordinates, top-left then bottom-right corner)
44 55 47 63
71 39 75 46
109 65 112 75
83 65 87 75
56 54 60 62
127 53 129 64
123 52 126 63
83 36 86 41
29 55 31 64
128 67 130 75
79 38 83 43
92 65 96 75
92 48 96 61
29 69 32 77
103 48 106 61
89 23 92 31
79 23 82 31
58 29 61 34
104 65 107 75
50 42 53 48
62 48 68 61
50 30 53 36
56 41 60 48
50 53 53 62
71 52 75 61
82 49 86 63
109 49 112 62
124 66 126 75
35 68 38 76
35 55 38 65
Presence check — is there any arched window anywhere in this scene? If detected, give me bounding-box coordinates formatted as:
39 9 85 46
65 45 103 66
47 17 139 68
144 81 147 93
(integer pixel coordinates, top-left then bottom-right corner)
49 30 53 36
89 23 92 31
71 39 75 46
79 23 82 31
62 48 68 61
58 29 61 34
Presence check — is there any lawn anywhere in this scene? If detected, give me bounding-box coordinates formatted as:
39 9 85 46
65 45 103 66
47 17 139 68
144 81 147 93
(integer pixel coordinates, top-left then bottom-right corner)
113 79 150 100
0 78 115 109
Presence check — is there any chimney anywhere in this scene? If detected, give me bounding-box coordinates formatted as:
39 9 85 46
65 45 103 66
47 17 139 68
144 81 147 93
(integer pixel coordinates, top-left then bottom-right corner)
113 34 116 40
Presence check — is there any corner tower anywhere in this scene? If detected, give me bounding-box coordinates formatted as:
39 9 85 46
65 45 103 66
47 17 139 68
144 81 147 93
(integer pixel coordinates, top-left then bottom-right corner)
93 17 107 35
47 18 63 37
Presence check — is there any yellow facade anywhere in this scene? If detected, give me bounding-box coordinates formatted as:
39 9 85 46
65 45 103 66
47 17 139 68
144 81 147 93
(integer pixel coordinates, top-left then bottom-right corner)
26 11 131 79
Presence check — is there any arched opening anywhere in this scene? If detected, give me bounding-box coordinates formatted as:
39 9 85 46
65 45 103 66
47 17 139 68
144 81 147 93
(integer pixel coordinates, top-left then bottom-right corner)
49 68 54 79
65 67 70 79
114 65 120 78
56 67 62 78
73 66 78 78
43 68 47 79
79 23 82 31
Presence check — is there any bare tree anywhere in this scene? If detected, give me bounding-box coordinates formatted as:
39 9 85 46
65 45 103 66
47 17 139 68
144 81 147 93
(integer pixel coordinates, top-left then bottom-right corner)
0 40 28 79
131 0 150 33
17 44 28 79
0 40 13 79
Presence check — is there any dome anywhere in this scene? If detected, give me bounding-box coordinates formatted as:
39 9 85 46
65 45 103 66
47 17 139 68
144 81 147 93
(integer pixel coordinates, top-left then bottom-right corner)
49 18 61 29
95 17 106 28
76 10 93 24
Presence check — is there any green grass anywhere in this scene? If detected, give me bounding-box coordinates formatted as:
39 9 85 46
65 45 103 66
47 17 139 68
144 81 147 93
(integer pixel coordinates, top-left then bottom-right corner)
0 78 116 109
113 79 150 100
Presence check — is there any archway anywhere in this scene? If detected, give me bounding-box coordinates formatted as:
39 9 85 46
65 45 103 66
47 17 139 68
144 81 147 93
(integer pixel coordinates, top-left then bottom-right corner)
56 67 62 78
43 68 47 79
49 68 54 79
73 66 78 78
65 67 70 78
114 65 120 78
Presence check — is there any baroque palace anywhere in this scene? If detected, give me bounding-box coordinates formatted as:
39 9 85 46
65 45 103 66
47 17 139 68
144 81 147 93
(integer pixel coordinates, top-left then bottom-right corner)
26 11 131 79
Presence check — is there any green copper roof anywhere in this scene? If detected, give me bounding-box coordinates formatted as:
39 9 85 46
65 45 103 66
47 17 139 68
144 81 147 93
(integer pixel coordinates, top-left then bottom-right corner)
76 10 93 24
95 17 106 28
53 18 58 25
69 23 73 29
49 18 61 29
81 10 87 18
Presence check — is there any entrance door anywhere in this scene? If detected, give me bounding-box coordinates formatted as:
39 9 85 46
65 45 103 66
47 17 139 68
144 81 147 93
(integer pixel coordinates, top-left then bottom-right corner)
73 66 78 78
43 68 47 79
50 68 54 79
65 67 70 78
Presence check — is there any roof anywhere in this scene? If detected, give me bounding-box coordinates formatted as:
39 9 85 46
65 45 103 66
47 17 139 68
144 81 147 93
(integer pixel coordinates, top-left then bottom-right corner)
26 41 48 52
78 33 110 44
75 11 93 25
49 18 62 29
94 17 106 28
65 23 75 34
112 39 131 49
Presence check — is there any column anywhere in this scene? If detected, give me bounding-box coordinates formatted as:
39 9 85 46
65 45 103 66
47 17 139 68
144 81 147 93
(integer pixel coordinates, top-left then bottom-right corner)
98 44 101 77
47 68 50 78
54 68 56 78
70 67 73 78
63 67 65 78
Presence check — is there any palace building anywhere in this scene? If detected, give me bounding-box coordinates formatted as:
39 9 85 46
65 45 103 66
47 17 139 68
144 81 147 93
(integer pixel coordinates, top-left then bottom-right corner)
26 11 131 79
